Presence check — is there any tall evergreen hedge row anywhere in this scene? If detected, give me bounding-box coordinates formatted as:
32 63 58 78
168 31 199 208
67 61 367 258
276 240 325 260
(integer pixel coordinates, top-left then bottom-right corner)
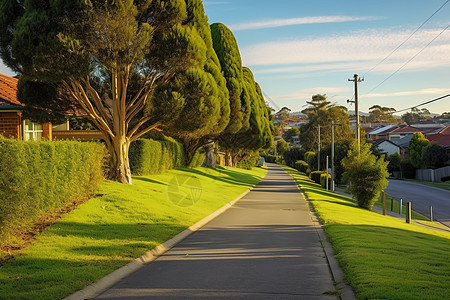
0 137 106 245
129 137 205 175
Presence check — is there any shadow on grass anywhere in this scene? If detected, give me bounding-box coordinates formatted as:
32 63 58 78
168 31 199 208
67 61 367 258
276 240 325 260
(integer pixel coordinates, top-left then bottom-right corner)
133 177 168 186
178 167 262 187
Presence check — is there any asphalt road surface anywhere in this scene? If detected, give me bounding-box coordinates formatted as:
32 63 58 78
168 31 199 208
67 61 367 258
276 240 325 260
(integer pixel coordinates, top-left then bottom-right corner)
95 164 337 299
385 180 450 228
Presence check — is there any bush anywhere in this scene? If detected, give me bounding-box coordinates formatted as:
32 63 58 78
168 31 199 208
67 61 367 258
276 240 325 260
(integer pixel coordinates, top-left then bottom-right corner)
304 151 316 166
441 176 450 182
320 173 331 188
310 171 324 184
129 137 186 175
283 147 305 167
342 141 389 209
422 143 448 169
0 136 106 247
386 153 401 175
261 154 277 163
400 159 416 179
294 160 310 174
236 152 260 170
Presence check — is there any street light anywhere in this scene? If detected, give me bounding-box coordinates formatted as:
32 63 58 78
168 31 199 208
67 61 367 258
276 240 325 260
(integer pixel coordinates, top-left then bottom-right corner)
331 121 342 192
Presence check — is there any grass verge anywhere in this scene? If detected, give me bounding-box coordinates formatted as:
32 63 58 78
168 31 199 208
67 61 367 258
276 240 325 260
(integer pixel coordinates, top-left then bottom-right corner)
402 179 450 191
0 166 266 300
282 166 450 300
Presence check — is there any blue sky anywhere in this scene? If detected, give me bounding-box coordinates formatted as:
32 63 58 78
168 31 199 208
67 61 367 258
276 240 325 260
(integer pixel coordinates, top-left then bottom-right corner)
1 0 449 115
204 0 450 115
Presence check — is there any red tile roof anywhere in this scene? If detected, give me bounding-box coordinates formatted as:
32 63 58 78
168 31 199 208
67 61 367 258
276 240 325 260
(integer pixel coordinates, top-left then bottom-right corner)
0 73 21 106
390 125 437 135
427 133 450 147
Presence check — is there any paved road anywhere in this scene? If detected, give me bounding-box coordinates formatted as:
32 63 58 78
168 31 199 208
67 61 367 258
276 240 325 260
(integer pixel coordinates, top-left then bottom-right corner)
385 180 450 227
95 164 337 299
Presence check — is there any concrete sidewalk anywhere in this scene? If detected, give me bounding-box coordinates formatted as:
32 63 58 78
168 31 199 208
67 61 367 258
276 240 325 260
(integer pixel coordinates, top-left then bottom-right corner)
94 164 348 299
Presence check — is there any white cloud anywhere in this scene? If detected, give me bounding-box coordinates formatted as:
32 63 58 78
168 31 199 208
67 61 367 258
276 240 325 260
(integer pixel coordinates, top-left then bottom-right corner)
365 88 450 98
270 87 351 101
242 28 450 74
229 15 380 31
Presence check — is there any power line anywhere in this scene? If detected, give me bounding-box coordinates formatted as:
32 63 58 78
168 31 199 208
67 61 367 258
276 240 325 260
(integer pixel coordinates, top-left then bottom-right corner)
390 93 450 114
366 24 450 95
363 0 449 77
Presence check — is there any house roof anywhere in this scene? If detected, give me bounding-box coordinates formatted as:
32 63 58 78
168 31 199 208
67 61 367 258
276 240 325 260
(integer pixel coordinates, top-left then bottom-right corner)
395 135 413 148
373 138 401 149
283 117 300 123
0 73 21 106
427 133 450 148
367 125 400 135
390 125 438 135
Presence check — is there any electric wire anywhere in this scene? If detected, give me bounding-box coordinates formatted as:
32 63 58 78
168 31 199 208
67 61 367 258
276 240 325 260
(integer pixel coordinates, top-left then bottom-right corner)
365 24 450 95
389 93 450 114
363 0 449 77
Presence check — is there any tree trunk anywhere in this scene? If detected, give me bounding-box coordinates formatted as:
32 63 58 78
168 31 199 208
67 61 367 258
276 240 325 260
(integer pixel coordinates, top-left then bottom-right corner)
105 135 132 184
225 150 233 167
202 140 216 169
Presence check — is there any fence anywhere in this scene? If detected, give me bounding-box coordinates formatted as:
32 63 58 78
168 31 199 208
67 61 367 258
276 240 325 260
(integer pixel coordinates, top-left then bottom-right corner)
416 166 450 183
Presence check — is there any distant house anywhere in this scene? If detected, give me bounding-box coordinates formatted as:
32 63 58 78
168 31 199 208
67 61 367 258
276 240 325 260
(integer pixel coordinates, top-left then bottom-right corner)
372 138 401 157
427 126 450 151
0 73 102 141
282 117 305 128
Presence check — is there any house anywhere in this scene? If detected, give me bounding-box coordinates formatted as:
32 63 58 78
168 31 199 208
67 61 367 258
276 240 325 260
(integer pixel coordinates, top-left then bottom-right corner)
282 117 305 128
427 126 450 151
0 73 102 141
367 125 400 140
372 138 401 157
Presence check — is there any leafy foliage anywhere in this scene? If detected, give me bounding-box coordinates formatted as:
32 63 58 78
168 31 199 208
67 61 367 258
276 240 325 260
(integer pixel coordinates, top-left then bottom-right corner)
386 152 401 174
422 143 449 169
283 147 306 167
342 141 389 209
409 132 430 168
367 105 398 124
276 139 290 156
0 136 105 246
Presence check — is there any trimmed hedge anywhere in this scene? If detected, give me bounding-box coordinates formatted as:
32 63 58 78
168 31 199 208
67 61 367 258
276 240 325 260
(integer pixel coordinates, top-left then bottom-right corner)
0 136 105 247
129 137 186 175
310 171 324 185
261 154 277 163
320 173 331 188
294 160 310 174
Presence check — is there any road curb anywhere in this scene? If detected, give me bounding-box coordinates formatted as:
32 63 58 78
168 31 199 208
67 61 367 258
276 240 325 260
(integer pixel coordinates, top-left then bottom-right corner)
63 188 252 300
292 182 356 300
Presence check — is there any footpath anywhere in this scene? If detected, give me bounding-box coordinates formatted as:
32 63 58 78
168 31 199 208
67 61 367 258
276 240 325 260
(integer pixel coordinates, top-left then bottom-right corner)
92 164 352 299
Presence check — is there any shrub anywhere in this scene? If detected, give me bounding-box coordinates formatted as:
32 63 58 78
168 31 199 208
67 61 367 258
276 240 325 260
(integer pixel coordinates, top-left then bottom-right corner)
261 154 277 163
320 173 331 188
342 141 389 209
386 152 401 174
310 171 324 184
441 176 450 182
409 132 429 168
422 143 448 169
400 159 416 179
294 160 310 174
129 137 187 175
304 151 316 166
236 152 260 170
283 147 305 167
0 136 106 247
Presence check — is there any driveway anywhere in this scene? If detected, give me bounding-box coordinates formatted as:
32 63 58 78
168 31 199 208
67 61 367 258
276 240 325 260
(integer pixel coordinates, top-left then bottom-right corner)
385 180 450 228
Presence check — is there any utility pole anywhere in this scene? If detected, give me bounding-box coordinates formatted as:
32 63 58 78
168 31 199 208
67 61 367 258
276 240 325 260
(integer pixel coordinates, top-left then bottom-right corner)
317 125 320 171
331 121 342 192
348 74 363 153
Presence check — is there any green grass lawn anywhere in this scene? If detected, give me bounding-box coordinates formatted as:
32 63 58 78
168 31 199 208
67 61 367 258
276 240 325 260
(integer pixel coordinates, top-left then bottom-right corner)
282 166 450 300
402 179 450 190
0 166 266 300
373 193 427 221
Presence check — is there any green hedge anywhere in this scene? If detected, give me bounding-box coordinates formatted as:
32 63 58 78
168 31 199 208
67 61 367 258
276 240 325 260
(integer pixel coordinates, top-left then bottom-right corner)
261 154 277 163
320 173 331 188
310 171 324 184
129 137 187 175
0 136 105 247
294 160 310 174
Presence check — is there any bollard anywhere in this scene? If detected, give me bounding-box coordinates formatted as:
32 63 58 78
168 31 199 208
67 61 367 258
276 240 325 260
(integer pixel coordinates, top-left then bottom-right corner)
406 202 411 224
390 197 394 211
382 191 386 216
430 206 433 222
399 199 402 215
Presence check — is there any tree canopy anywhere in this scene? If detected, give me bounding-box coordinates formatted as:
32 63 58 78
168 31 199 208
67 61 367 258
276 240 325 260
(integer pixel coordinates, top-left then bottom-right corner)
367 105 398 124
409 132 430 168
0 0 216 183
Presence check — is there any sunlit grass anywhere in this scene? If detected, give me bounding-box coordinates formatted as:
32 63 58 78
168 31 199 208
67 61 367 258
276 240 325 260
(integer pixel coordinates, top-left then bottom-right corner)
0 166 266 300
283 166 450 300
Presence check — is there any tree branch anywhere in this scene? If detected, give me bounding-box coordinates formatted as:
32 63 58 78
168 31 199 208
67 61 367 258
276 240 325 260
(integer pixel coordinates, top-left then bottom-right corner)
129 120 162 142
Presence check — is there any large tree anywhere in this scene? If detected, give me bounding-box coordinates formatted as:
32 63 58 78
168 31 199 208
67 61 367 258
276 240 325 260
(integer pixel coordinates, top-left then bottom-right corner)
299 94 353 151
0 0 208 183
409 132 430 168
210 22 251 165
151 0 230 167
367 105 398 124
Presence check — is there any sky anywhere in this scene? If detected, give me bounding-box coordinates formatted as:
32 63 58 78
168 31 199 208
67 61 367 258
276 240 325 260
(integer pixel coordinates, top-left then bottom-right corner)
1 0 449 115
203 0 450 115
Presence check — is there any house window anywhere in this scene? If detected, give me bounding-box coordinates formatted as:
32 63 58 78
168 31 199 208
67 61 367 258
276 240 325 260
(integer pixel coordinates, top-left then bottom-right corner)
23 119 43 141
